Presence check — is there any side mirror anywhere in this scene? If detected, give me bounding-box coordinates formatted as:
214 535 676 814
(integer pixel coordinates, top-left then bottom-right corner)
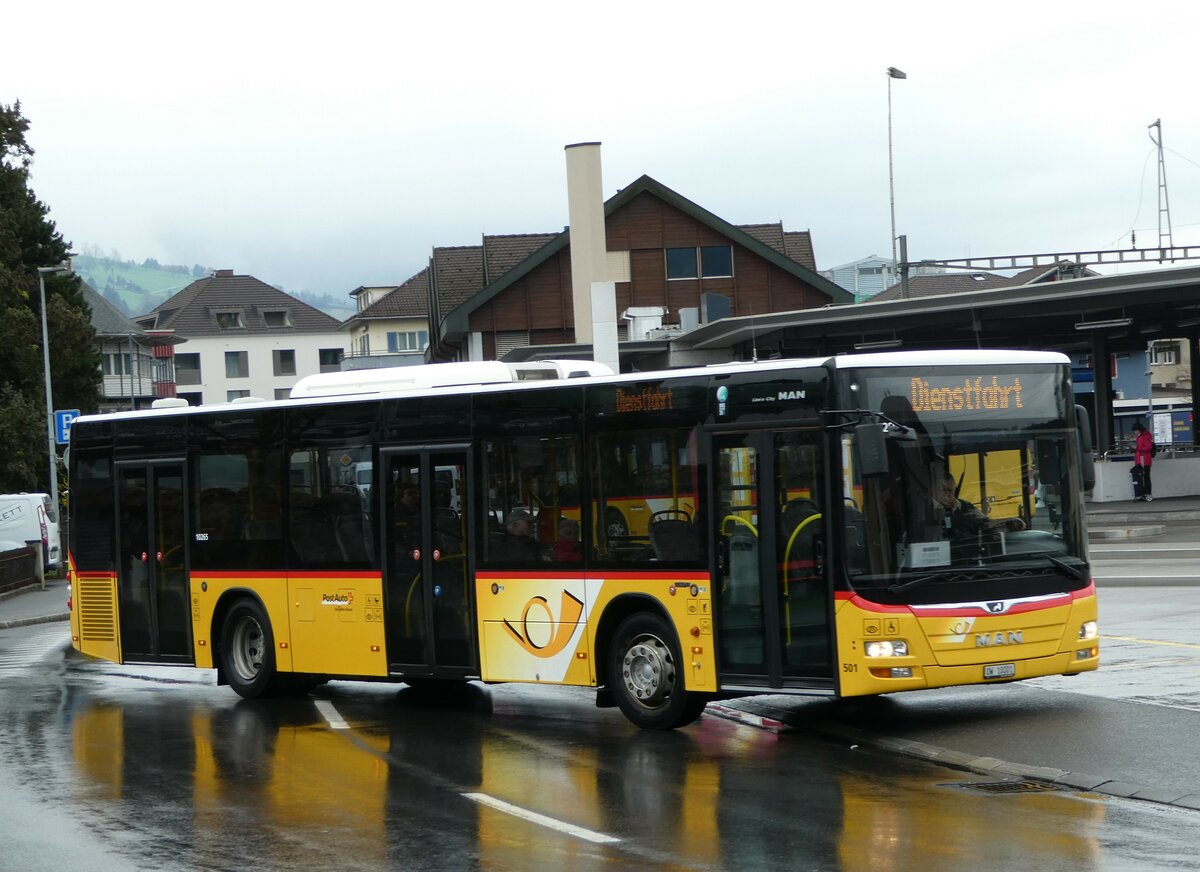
1075 404 1095 490
855 423 889 477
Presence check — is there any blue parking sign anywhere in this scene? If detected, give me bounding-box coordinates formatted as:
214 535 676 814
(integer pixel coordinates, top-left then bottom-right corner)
55 409 80 445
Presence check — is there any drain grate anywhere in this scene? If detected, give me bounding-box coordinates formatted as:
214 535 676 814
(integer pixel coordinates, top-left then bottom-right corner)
943 780 1062 794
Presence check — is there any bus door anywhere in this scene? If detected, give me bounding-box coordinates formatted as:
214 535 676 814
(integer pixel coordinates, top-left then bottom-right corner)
114 459 192 663
381 447 474 675
712 431 833 689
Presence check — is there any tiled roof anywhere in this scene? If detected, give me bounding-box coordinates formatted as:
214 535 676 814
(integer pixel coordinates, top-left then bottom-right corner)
734 224 816 272
738 223 786 252
432 246 487 320
135 272 341 335
784 231 816 271
351 269 430 319
872 272 1012 301
80 281 139 336
484 233 560 285
870 260 1097 302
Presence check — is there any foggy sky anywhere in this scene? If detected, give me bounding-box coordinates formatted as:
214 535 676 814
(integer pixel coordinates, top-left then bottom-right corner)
7 1 1200 303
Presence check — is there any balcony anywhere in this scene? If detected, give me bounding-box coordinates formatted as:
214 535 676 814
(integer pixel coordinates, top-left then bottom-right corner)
342 350 426 371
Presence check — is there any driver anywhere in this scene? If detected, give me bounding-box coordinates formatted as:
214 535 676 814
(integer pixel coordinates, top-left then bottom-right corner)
933 471 1025 538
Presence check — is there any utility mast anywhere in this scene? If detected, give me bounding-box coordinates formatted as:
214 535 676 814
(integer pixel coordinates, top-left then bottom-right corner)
1148 119 1174 256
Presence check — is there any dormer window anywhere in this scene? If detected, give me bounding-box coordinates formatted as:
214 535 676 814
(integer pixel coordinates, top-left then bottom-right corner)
215 310 244 329
263 309 292 328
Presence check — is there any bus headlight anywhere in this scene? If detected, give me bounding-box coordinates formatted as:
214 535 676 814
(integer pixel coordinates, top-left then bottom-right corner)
864 640 908 658
1078 621 1098 641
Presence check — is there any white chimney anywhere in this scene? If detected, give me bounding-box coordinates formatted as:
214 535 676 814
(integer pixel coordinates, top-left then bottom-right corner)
565 142 618 370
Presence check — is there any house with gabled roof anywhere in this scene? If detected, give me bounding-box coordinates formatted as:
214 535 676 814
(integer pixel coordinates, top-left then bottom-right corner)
353 174 849 369
81 281 185 412
133 270 347 405
340 272 432 369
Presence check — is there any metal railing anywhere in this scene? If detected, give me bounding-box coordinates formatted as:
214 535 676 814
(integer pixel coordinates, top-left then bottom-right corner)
0 545 38 596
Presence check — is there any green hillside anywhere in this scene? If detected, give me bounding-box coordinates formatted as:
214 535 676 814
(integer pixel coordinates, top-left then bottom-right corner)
72 252 354 320
73 254 201 316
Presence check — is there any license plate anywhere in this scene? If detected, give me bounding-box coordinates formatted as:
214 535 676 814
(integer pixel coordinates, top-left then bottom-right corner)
984 663 1016 679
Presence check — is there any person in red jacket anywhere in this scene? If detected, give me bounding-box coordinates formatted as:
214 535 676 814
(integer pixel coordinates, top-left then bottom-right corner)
1131 422 1154 501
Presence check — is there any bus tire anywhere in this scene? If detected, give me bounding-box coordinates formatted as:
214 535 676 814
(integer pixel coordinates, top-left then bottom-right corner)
605 509 629 538
609 612 707 730
221 597 277 699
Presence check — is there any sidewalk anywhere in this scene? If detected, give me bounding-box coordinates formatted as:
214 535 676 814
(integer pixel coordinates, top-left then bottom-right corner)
1086 494 1200 523
0 498 1193 629
0 576 70 630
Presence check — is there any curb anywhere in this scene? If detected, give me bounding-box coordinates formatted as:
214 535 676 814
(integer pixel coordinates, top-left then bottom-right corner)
0 613 70 631
1088 525 1167 540
1087 510 1200 524
707 700 1200 812
706 703 791 733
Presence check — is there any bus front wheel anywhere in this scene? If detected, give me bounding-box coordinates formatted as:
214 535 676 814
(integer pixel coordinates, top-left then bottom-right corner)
221 597 278 698
609 613 707 730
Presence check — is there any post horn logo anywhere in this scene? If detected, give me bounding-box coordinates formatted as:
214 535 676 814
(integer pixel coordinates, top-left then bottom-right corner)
503 590 584 658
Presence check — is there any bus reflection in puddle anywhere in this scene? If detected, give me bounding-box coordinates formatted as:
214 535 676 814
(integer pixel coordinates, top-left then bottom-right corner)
65 691 1103 870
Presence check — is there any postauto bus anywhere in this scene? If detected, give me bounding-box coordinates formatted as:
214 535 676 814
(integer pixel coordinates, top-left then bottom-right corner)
67 350 1098 729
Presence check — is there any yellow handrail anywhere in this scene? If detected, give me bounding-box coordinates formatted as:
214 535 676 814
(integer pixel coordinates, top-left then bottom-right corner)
783 513 823 646
722 514 758 537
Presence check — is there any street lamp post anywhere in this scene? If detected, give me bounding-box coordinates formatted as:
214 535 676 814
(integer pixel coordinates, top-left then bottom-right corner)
886 66 907 294
37 264 70 513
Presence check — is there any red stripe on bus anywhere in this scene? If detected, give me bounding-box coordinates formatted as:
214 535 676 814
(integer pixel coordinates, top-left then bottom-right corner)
189 570 380 580
475 570 710 582
836 582 1095 616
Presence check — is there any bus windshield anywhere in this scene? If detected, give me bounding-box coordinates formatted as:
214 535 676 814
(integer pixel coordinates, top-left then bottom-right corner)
841 365 1088 602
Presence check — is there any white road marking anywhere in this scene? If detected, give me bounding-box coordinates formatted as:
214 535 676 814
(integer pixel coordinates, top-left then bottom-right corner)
314 699 350 730
463 792 621 845
1094 574 1200 580
0 625 68 671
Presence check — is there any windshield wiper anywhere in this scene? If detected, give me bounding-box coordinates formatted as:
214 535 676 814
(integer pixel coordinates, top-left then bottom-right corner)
1036 553 1086 581
887 572 952 594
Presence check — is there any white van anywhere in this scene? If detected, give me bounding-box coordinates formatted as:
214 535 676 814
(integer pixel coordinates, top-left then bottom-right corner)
0 493 60 571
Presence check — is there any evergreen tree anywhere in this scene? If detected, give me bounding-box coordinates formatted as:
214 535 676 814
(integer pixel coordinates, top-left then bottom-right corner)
0 101 101 493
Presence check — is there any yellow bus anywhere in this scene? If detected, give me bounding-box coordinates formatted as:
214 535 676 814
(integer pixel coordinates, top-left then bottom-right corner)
67 351 1099 730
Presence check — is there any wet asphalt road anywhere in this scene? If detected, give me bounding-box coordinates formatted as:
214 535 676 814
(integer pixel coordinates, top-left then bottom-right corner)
1 525 1198 870
0 619 1197 871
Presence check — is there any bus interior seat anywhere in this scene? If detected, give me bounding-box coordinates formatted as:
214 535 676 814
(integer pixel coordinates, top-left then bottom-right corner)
243 518 281 541
844 503 868 567
289 492 337 563
782 499 819 536
649 518 697 561
726 527 759 605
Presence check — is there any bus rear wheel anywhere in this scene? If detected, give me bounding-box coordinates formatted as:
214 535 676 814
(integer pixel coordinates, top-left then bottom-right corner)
609 613 707 730
221 597 278 698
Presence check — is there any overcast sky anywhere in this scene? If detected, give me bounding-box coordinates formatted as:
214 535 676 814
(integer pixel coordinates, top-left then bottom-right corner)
7 1 1200 301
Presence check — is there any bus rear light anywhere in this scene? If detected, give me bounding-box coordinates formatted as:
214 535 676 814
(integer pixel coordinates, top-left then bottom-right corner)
1078 621 1098 641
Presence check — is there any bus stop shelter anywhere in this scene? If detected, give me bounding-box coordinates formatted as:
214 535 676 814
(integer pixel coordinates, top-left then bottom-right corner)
670 264 1200 455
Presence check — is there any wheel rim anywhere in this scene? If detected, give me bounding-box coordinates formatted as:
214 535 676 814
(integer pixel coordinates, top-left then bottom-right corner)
229 614 265 681
607 513 628 537
621 632 676 709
